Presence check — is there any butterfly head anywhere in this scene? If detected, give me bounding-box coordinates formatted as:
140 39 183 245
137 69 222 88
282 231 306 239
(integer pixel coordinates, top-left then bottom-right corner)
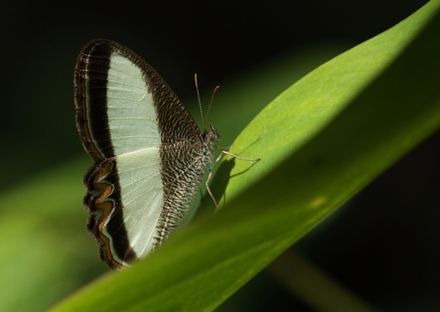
204 124 220 144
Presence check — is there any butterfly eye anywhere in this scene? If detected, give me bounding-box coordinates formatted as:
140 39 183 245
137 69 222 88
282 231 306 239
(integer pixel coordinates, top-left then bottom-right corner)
209 124 220 139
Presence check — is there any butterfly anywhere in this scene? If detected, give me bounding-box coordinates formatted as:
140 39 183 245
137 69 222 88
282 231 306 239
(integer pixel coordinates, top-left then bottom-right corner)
74 39 258 269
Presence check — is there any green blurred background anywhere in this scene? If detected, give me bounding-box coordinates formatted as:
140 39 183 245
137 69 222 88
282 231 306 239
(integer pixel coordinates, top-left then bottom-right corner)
2 1 439 311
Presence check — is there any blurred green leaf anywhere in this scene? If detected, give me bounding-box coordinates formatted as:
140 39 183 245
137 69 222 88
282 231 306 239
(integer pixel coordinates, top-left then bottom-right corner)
0 158 107 312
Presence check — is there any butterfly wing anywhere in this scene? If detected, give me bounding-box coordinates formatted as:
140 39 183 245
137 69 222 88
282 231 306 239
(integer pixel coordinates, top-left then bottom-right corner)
74 39 208 269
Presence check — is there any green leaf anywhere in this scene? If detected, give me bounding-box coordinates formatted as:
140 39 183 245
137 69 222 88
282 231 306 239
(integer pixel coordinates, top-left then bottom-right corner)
214 1 440 204
42 1 440 311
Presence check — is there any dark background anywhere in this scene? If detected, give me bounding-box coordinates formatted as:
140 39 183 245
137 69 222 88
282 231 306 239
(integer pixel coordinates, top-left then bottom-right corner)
2 1 438 311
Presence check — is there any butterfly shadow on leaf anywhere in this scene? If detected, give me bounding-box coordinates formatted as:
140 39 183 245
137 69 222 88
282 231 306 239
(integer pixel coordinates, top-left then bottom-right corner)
195 154 259 219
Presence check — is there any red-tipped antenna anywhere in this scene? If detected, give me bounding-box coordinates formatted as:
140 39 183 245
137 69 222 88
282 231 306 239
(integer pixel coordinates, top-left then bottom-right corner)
194 73 220 131
205 85 220 127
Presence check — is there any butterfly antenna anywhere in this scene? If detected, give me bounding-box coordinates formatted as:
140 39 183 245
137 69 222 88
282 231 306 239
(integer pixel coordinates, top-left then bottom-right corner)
205 85 220 127
194 73 206 131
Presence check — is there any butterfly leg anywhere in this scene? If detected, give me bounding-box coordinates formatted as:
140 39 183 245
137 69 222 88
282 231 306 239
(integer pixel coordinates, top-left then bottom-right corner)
206 151 260 208
219 150 260 162
205 169 218 208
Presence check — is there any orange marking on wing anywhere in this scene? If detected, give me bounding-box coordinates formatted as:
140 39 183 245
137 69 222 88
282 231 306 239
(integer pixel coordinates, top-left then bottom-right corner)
96 201 113 230
96 201 127 269
92 163 113 203
99 228 126 270
91 162 127 269
95 184 112 203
